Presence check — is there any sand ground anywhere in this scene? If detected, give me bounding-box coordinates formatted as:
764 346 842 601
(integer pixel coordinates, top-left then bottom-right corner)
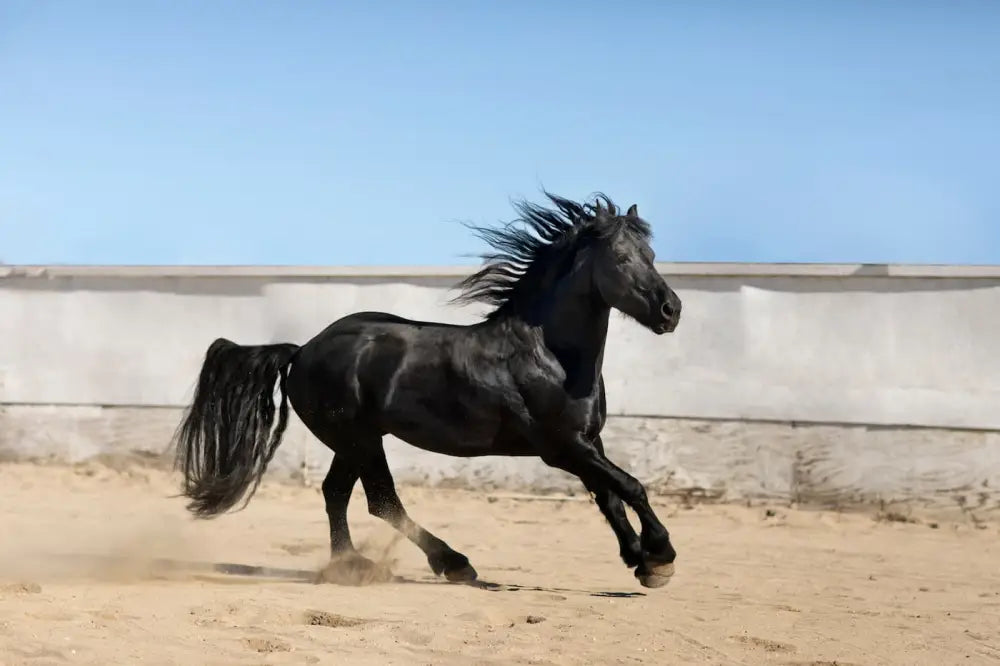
1 459 999 666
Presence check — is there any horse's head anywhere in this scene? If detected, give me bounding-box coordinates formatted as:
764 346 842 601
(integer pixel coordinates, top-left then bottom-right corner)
453 192 681 335
590 202 681 335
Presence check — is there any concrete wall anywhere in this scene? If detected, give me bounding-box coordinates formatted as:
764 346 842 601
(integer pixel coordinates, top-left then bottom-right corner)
2 263 999 515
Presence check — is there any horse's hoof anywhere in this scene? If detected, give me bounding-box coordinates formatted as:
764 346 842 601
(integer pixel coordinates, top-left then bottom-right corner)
444 564 479 583
636 561 674 589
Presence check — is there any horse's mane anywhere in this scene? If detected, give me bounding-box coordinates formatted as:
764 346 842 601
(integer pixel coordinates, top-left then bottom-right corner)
452 192 651 317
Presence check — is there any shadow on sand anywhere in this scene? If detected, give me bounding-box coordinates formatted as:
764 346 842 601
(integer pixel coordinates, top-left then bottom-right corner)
43 554 646 598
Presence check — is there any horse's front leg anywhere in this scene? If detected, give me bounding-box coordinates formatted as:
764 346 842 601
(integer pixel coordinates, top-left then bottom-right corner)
541 436 675 588
581 436 643 569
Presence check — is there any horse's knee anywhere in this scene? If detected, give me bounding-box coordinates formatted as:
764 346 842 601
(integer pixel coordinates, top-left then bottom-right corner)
618 476 649 504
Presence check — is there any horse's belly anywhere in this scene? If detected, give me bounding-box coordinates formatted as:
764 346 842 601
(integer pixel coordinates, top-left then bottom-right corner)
381 412 533 458
376 359 533 457
384 426 496 457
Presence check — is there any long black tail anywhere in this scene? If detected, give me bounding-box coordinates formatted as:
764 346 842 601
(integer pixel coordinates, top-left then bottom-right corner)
173 338 300 518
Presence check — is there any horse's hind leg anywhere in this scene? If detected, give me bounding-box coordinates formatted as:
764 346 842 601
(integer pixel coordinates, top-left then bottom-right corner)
359 440 477 582
322 453 361 554
318 453 391 583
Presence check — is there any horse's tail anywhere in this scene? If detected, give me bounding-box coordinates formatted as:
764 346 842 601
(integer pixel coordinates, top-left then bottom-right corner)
173 338 300 519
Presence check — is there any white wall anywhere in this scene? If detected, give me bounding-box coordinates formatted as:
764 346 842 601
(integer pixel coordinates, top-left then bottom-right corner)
3 263 1000 511
2 263 1000 430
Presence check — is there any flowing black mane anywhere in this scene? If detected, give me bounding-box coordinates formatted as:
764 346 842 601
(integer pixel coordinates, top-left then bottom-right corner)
453 192 652 316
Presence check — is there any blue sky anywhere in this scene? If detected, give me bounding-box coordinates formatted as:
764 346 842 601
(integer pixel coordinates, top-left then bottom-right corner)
1 1 998 266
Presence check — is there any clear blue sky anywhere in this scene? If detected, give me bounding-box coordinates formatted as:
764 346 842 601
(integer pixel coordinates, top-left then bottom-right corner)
1 1 998 266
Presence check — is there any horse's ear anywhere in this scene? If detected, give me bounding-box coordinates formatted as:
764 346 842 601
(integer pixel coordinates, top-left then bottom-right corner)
593 199 604 215
626 204 639 218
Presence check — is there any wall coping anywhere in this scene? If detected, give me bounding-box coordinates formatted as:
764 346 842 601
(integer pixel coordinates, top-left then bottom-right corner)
4 262 1000 280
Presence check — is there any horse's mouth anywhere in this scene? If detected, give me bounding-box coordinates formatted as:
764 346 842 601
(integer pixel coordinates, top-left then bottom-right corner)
653 318 678 335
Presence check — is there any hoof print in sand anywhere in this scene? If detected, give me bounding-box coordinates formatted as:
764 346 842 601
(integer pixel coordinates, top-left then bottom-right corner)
303 610 370 629
0 582 42 596
732 635 796 653
244 637 291 653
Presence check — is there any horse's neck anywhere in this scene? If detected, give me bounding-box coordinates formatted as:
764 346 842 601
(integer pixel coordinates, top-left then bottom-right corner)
535 277 610 395
492 256 609 394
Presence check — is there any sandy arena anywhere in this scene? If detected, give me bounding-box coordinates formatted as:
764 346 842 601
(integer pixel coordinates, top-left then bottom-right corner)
1 458 998 665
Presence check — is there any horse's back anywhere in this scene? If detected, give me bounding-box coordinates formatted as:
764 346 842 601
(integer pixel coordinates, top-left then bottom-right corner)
287 310 470 424
321 310 468 332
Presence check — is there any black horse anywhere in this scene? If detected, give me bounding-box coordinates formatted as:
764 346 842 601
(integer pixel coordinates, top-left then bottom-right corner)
174 192 682 588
